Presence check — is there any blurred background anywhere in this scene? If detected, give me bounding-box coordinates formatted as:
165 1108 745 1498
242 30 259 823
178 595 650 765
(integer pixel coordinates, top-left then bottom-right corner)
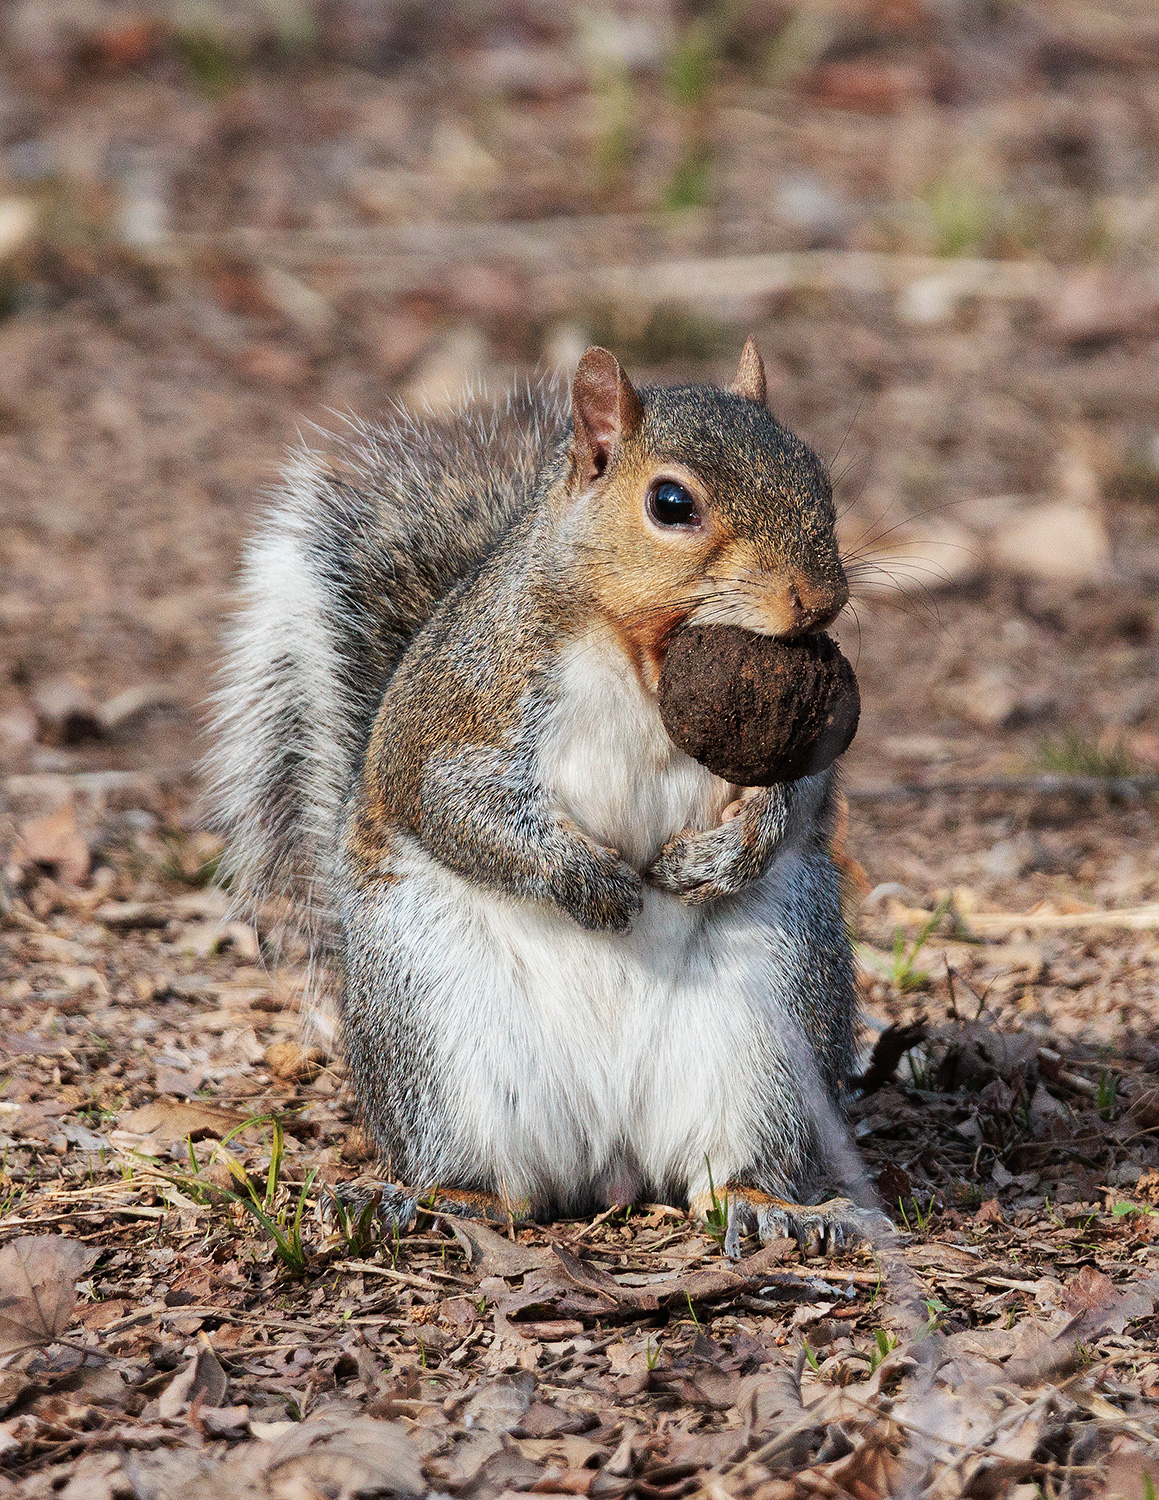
0 0 1156 1044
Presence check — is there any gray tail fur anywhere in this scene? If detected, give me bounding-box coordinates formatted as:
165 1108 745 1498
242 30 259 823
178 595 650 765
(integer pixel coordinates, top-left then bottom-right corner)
205 380 569 944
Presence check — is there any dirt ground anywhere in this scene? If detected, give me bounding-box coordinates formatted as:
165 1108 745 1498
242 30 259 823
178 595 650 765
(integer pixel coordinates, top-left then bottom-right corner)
1 2 1159 1496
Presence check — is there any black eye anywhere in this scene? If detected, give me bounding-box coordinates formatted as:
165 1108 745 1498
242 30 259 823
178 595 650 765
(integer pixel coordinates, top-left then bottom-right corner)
648 480 701 528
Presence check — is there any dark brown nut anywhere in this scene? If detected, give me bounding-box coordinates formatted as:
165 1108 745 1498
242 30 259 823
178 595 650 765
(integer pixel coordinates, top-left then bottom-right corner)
658 624 860 786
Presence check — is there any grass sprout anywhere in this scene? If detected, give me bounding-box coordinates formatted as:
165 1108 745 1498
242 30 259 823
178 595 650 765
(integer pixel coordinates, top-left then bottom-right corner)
702 1157 729 1248
890 893 953 994
868 1328 899 1371
1036 731 1139 779
148 1114 319 1276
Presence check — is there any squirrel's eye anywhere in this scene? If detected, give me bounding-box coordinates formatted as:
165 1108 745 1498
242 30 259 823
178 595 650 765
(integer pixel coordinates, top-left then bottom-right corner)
648 480 701 529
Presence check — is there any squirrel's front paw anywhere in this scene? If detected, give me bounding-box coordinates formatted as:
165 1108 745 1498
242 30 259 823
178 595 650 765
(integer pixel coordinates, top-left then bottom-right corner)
647 794 763 904
553 820 644 931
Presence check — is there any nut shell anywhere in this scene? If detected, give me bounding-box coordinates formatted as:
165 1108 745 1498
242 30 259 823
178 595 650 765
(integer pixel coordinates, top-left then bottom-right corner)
658 625 860 786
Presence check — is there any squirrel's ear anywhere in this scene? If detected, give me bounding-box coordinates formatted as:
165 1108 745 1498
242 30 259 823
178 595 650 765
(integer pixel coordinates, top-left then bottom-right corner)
730 336 767 406
571 347 644 484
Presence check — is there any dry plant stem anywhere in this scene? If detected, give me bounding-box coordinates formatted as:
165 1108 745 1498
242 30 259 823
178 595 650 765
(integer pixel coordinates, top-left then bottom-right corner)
568 1204 632 1241
331 1259 461 1292
894 903 1159 934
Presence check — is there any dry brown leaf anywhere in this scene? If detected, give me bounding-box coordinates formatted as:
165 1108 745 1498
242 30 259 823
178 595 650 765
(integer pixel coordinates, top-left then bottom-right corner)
448 1219 552 1277
94 900 171 930
518 1401 597 1438
0 1372 29 1419
551 1245 659 1311
482 1299 542 1373
172 1414 425 1498
736 1366 804 1438
1065 1276 1158 1341
264 1040 326 1082
1101 1446 1159 1500
199 1405 250 1439
426 1431 505 1488
17 803 91 885
116 1099 250 1142
821 1432 907 1499
462 1371 537 1431
158 1338 228 1419
0 1236 98 1355
1060 1264 1117 1316
470 1444 545 1493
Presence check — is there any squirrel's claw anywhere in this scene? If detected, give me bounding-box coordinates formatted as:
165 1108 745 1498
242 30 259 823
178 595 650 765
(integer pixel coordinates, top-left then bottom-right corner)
646 785 784 903
696 1185 894 1260
771 1197 896 1257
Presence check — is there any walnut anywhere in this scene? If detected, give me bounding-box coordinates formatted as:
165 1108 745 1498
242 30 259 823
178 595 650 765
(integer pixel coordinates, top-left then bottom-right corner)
658 625 859 785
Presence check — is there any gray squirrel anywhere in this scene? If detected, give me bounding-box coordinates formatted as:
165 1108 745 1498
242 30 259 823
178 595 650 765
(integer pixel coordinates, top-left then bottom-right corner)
208 339 886 1257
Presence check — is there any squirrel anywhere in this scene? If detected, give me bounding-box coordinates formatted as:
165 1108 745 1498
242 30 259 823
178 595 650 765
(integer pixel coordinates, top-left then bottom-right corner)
208 339 887 1257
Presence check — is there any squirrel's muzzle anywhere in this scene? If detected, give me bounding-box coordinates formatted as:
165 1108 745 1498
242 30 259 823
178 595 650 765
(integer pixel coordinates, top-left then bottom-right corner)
772 574 849 640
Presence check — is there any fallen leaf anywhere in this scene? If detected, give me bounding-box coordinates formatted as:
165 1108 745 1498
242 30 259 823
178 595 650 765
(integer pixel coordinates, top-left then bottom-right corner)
1060 1264 1117 1317
79 1298 127 1331
0 1371 29 1418
0 1236 98 1355
158 1338 228 1418
17 803 91 884
199 1404 250 1438
116 1099 249 1142
184 1414 425 1496
551 1245 658 1311
1063 1274 1158 1341
31 675 102 747
448 1219 552 1277
518 1401 597 1437
95 900 171 930
264 1040 327 1082
462 1371 537 1431
470 1445 544 1492
427 1430 505 1487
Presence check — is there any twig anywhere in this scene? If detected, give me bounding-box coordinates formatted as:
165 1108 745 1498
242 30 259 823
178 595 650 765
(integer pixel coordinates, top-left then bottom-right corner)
567 1205 627 1242
888 902 1159 935
138 228 1092 321
332 1259 458 1293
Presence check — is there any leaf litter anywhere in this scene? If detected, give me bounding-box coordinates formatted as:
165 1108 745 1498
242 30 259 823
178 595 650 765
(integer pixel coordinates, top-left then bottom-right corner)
2 847 1159 1500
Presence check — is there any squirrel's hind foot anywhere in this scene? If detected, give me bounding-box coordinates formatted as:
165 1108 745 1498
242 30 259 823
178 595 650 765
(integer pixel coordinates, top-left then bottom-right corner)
690 1185 894 1260
326 1178 525 1235
326 1178 420 1235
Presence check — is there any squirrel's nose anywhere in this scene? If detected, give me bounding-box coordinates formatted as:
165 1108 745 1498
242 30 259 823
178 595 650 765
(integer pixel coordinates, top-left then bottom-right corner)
779 577 848 639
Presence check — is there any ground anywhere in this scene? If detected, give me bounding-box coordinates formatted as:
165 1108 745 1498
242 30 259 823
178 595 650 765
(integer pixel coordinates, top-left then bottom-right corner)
1 2 1159 1496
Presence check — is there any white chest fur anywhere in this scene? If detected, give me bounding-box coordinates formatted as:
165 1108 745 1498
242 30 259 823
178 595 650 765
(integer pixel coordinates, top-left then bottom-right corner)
535 632 733 869
377 838 809 1211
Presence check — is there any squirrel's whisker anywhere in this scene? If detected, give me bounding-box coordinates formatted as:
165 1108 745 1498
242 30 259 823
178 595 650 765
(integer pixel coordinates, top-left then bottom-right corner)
827 395 865 476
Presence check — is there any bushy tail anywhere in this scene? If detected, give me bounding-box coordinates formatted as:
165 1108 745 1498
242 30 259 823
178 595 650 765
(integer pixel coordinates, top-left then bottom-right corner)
205 382 568 945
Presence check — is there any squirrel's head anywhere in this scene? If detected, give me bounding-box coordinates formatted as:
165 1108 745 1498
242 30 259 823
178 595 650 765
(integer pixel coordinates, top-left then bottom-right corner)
561 339 849 677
